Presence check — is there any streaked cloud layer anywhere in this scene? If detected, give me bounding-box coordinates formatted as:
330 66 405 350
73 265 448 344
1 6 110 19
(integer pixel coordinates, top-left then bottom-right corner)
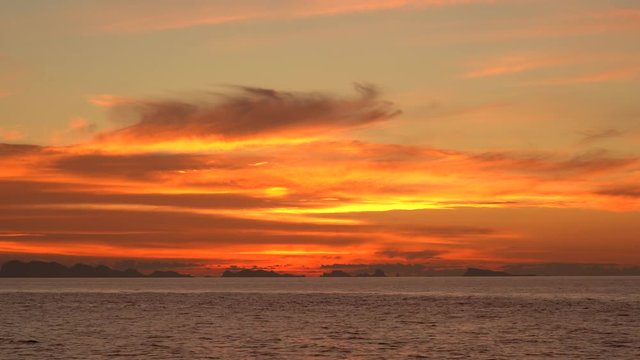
2 85 640 274
82 0 497 33
0 0 639 274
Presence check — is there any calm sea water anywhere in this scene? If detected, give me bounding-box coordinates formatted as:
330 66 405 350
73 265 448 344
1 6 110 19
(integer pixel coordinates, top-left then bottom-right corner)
1 277 639 359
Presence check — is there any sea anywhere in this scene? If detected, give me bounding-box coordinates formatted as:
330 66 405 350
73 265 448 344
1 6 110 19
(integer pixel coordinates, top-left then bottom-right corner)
0 277 639 359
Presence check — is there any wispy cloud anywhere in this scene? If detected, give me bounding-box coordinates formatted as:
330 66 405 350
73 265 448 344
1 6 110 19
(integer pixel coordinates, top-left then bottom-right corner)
86 0 498 33
50 117 98 145
461 53 577 79
529 66 640 85
87 94 133 108
596 185 640 199
486 6 640 40
404 5 639 48
460 51 640 87
0 128 23 141
578 128 622 145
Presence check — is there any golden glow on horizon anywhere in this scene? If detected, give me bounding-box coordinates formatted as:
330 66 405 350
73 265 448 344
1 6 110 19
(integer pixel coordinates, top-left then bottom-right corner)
234 250 351 256
88 136 323 154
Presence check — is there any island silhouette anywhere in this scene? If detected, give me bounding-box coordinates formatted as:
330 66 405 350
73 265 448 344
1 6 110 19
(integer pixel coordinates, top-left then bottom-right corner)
463 267 535 277
321 269 387 277
0 261 543 277
221 268 302 277
0 260 190 278
463 267 512 276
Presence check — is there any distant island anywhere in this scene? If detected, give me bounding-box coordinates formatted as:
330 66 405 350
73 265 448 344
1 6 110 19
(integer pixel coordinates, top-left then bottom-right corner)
221 268 302 277
464 267 512 276
463 267 535 277
0 260 190 278
322 270 351 277
321 269 387 277
0 261 545 278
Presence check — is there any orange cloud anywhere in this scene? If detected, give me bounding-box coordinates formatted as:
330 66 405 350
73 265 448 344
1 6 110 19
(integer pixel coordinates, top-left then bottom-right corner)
430 6 640 45
596 185 640 199
0 128 23 141
461 53 579 78
509 7 639 39
529 66 640 85
87 94 133 108
50 117 99 145
87 0 498 33
583 7 640 21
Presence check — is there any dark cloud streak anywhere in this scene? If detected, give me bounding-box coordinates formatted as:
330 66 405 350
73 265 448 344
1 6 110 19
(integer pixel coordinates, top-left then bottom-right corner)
596 185 640 198
98 84 401 142
0 180 288 209
52 153 248 179
578 128 622 145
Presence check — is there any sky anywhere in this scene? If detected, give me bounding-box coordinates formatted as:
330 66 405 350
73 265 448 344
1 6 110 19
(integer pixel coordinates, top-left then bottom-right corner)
1 0 639 276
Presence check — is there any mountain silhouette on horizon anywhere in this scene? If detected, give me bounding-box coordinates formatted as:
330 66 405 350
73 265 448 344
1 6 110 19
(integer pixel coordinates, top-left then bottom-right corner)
322 269 388 277
321 270 352 277
0 260 190 278
463 267 512 277
221 268 302 277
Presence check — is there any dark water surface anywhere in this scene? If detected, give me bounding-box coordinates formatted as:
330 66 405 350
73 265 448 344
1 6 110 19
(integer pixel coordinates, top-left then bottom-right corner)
1 277 639 359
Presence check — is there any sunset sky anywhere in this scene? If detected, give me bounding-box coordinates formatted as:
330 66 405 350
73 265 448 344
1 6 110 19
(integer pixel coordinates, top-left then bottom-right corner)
1 0 639 275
